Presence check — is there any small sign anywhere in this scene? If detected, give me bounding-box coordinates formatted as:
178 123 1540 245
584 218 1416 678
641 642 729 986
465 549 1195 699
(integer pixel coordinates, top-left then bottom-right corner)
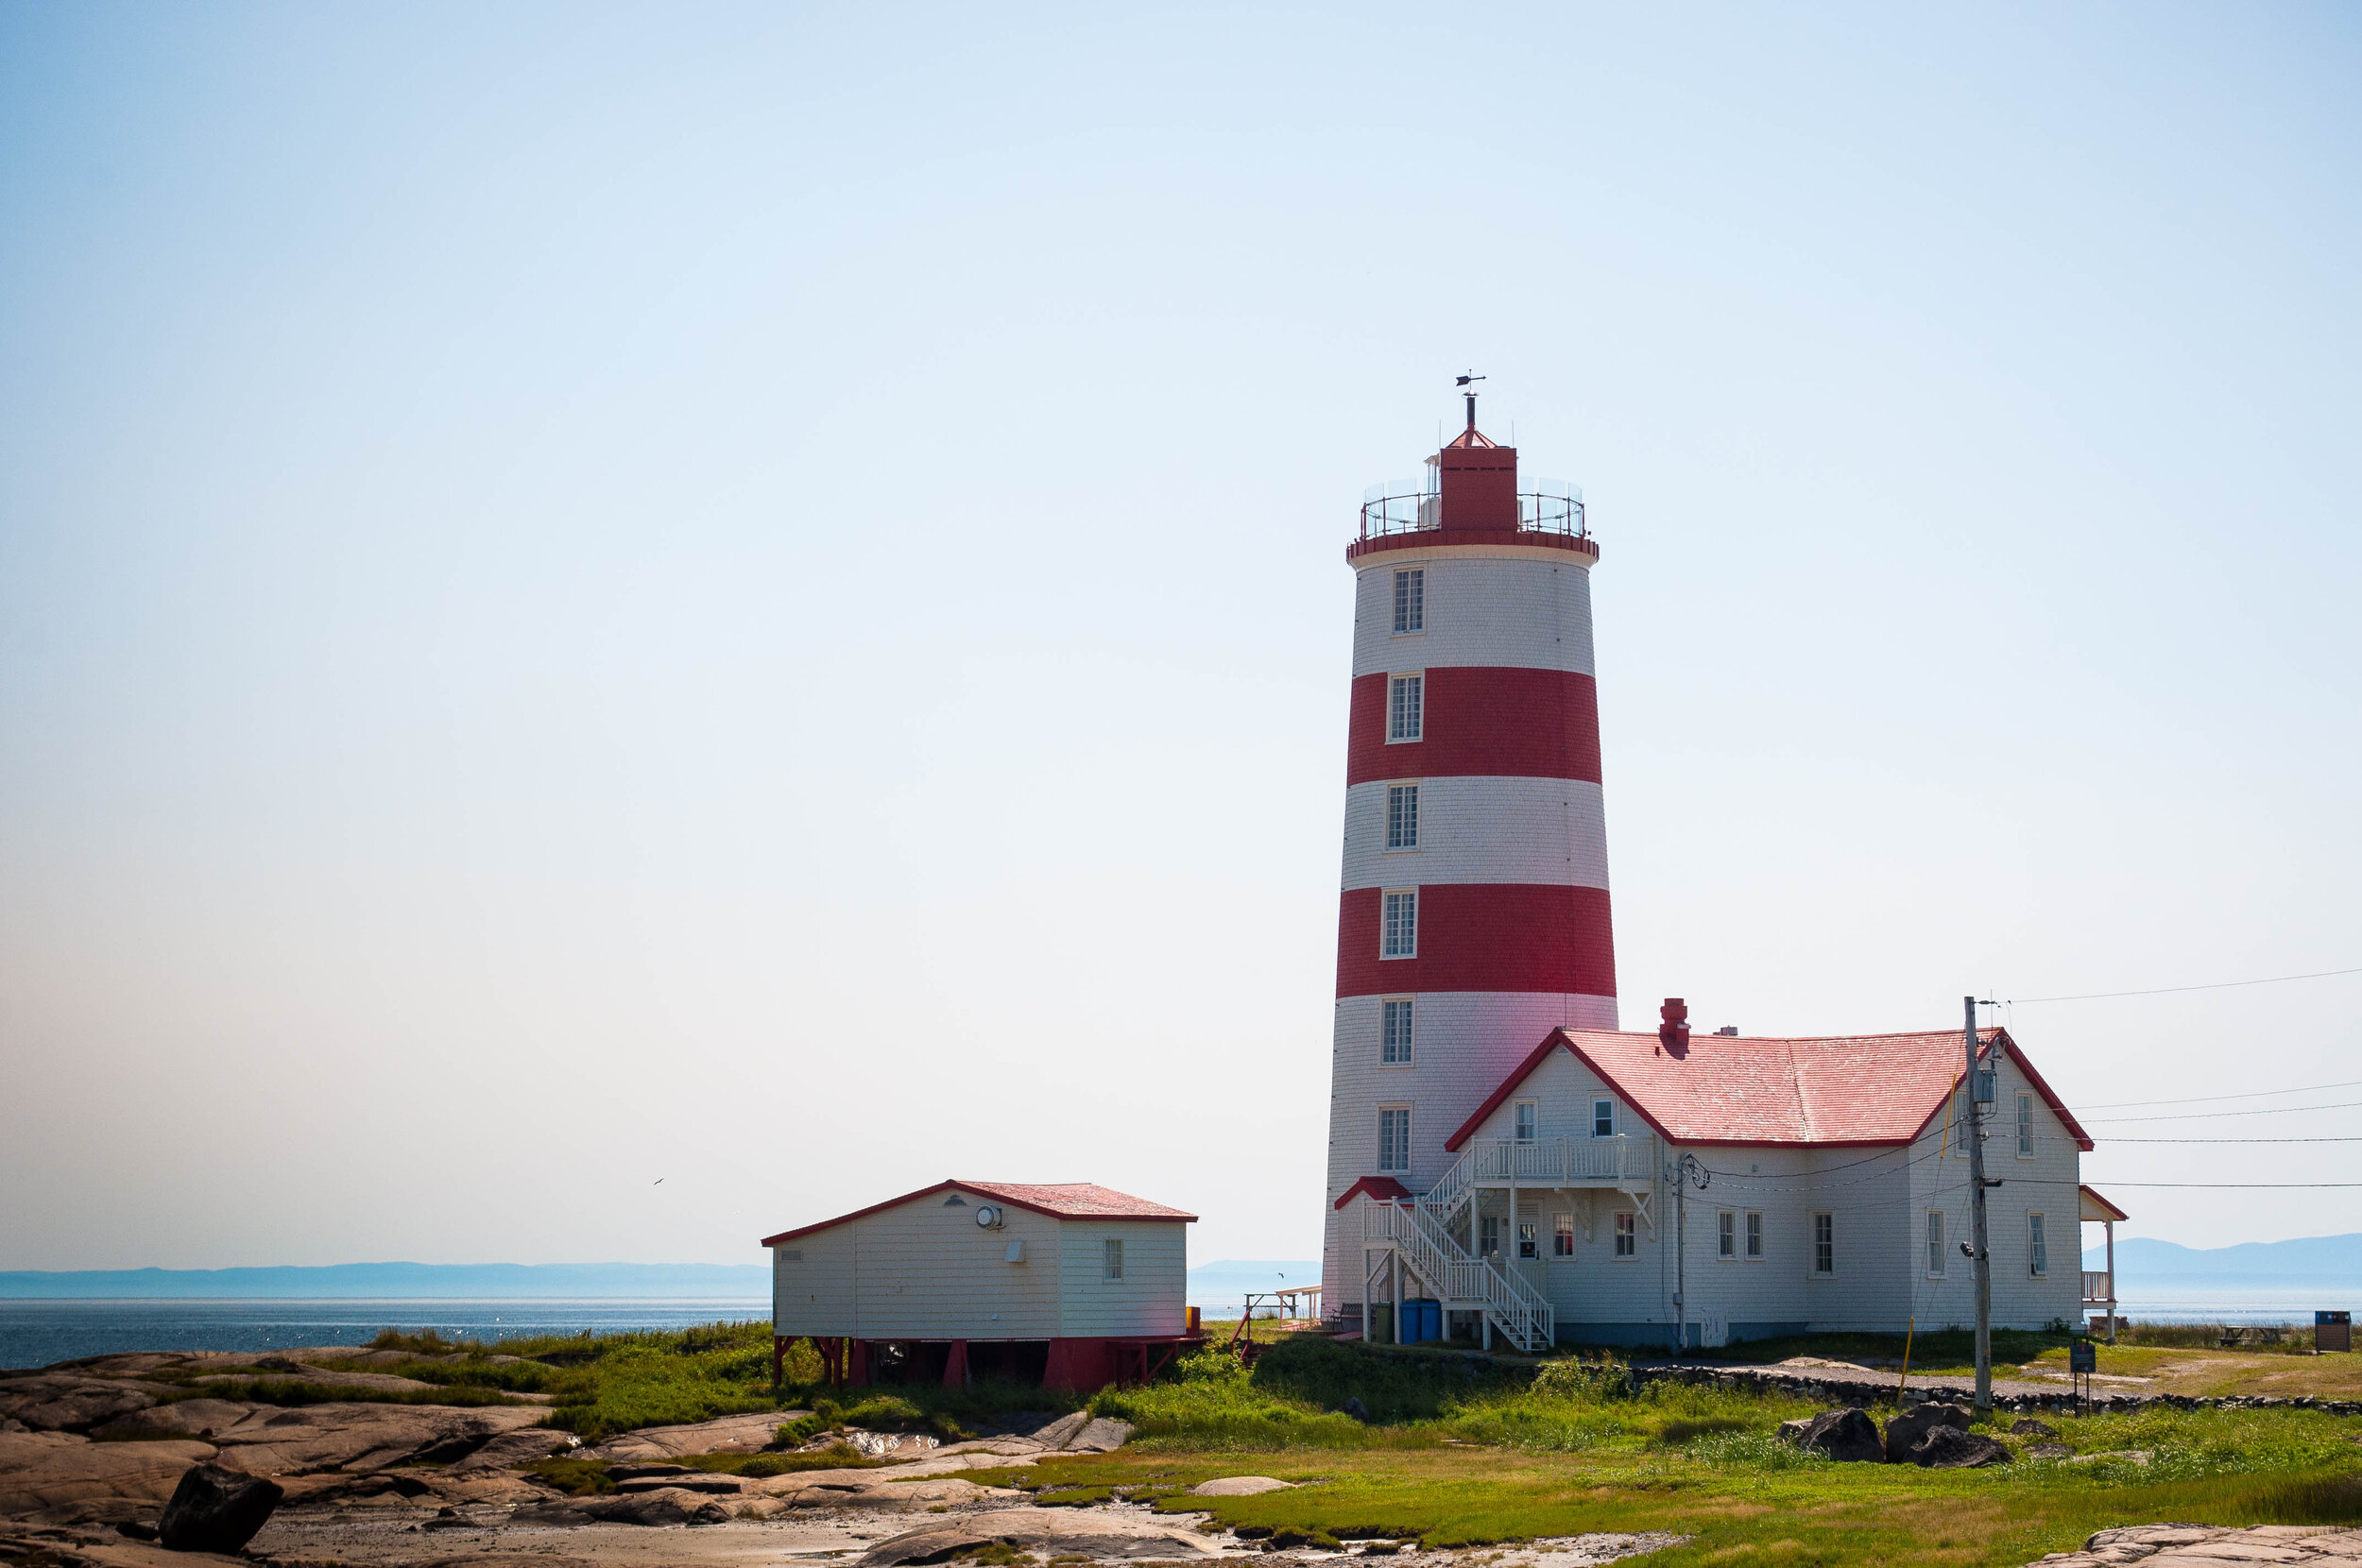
2319 1311 2353 1354
2069 1342 2097 1373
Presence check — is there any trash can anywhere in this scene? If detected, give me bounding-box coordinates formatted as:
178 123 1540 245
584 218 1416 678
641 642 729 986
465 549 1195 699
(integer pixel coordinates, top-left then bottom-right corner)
1370 1304 1394 1344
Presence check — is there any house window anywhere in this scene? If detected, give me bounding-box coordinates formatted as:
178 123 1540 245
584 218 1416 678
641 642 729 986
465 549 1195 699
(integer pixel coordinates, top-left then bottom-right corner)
1812 1212 1835 1275
1378 1107 1412 1173
1553 1213 1574 1256
1103 1239 1124 1281
2028 1213 2049 1277
1717 1210 1736 1259
1614 1212 1636 1258
1385 783 1420 850
1514 1101 1537 1144
1517 1219 1538 1260
1380 889 1418 958
1380 997 1413 1065
1926 1211 1945 1277
1388 673 1424 741
1745 1211 1763 1259
1593 1099 1616 1137
2017 1092 2035 1158
1479 1215 1501 1257
1392 569 1425 634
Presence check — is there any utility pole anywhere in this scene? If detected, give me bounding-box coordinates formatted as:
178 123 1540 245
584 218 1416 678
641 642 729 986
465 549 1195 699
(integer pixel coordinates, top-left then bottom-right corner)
1964 995 1993 1414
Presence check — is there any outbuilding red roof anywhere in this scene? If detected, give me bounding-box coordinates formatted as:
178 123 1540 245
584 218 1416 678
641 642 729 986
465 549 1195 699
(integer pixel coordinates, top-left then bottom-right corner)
760 1180 1195 1247
1446 1026 2093 1153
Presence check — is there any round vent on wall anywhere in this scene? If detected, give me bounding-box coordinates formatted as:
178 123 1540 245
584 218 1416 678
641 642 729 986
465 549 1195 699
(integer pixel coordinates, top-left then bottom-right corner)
974 1205 1003 1229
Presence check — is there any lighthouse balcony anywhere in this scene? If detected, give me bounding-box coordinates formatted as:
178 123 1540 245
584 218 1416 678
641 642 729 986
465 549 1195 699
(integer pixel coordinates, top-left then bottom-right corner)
1358 481 1588 540
1348 480 1597 565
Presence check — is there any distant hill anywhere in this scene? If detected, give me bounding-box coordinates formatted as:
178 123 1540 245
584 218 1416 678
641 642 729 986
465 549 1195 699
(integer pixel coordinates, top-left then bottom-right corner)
0 1262 771 1300
2085 1233 2362 1279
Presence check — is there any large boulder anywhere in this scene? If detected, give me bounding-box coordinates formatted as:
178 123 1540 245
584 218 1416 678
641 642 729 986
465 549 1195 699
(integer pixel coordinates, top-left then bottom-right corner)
1784 1408 1885 1463
2010 1417 2059 1439
158 1462 283 1554
1190 1476 1296 1496
568 1487 735 1525
1883 1402 1972 1464
1908 1426 2012 1469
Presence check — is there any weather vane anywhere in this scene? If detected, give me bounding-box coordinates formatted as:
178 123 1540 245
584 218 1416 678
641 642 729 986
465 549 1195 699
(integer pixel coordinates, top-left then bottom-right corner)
1455 370 1485 432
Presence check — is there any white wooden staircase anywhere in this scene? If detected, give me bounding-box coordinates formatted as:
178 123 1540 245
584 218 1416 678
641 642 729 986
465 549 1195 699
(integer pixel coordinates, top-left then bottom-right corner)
1358 1133 1658 1355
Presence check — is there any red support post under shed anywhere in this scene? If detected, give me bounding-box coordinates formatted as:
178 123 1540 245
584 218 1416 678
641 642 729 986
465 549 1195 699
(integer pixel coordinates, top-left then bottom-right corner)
942 1340 968 1389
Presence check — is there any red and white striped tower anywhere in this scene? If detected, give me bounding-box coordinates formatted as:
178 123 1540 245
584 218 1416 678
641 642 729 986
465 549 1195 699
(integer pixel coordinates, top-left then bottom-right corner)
1322 390 1618 1315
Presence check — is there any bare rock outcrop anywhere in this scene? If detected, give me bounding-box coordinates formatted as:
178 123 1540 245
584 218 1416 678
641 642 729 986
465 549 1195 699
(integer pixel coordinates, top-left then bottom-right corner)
0 1431 219 1512
858 1505 1224 1564
0 1374 163 1434
204 1401 548 1474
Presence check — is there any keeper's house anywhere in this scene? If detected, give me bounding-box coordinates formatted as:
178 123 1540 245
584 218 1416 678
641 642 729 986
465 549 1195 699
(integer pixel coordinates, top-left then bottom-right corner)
1344 1015 2126 1351
762 1179 1198 1392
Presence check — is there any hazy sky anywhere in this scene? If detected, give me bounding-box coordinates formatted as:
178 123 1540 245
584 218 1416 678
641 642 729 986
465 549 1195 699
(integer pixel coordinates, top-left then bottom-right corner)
4 3 2358 1273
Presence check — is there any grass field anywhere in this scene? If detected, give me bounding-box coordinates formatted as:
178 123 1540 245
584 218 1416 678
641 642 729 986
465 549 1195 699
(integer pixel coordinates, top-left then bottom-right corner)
289 1320 2361 1563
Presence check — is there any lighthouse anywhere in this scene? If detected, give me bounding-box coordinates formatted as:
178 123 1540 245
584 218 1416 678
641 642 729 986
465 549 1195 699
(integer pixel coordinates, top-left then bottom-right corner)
1322 387 1618 1325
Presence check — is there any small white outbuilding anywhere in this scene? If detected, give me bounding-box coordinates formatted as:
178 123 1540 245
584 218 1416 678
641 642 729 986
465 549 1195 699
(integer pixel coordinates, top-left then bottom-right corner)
761 1178 1197 1391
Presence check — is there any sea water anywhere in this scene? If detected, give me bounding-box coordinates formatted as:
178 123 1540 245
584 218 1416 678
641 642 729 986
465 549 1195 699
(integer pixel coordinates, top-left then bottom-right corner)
0 1299 765 1371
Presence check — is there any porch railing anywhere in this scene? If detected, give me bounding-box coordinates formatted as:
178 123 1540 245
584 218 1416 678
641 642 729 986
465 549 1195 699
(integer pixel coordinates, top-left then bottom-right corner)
1464 1134 1657 1186
2081 1270 2114 1304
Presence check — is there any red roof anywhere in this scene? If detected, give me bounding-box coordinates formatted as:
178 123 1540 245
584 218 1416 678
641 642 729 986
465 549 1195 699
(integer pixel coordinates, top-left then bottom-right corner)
1331 1175 1413 1211
1446 1026 2094 1152
760 1179 1195 1247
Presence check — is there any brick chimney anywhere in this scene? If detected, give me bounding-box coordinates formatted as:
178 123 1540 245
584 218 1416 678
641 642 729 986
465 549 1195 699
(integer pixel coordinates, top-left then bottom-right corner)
1658 997 1690 1054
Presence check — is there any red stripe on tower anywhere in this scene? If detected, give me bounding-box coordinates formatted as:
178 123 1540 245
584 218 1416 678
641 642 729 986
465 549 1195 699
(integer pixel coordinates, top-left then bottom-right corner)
1334 883 1618 998
1344 667 1601 786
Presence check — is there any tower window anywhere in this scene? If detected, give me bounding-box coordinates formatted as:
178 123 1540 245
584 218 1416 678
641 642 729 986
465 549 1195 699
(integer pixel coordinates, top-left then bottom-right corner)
1385 783 1419 850
1392 569 1425 634
1380 997 1413 1065
1378 1106 1412 1173
1380 889 1417 959
1387 673 1424 741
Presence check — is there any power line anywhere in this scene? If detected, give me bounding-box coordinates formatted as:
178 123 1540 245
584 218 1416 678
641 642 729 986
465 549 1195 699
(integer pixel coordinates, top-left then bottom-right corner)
2083 1098 2362 1124
2094 1135 2362 1144
2004 964 2362 1005
2079 1076 2362 1112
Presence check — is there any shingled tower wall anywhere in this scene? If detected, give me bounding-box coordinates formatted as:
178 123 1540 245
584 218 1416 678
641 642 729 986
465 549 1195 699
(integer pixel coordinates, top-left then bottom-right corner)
1321 411 1619 1318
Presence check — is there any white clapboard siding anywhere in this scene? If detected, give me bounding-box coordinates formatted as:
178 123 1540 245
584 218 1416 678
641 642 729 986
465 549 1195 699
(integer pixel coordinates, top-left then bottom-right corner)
851 1191 1062 1339
1057 1222 1189 1338
772 1222 858 1338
